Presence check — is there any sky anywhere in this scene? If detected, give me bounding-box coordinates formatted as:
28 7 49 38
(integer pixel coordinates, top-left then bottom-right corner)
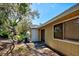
31 3 76 25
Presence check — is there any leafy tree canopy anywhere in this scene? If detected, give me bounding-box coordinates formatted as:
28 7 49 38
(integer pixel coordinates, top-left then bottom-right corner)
0 3 39 40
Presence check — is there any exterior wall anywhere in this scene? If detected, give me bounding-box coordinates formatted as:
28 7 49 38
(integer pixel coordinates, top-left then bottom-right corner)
31 28 39 41
38 10 79 55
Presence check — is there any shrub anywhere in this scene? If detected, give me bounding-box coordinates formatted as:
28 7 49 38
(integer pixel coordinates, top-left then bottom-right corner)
14 34 26 43
0 29 9 38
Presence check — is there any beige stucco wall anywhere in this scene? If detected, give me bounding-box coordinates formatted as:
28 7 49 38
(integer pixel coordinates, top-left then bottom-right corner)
38 10 79 55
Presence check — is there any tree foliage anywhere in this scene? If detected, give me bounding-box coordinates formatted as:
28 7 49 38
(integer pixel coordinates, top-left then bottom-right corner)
0 3 39 55
0 3 39 39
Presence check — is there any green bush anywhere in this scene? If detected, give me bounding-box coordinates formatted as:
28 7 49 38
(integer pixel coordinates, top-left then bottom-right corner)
15 34 26 41
0 29 9 38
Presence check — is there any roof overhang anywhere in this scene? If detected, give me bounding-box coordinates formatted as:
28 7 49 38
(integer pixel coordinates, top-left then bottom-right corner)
38 4 79 28
31 25 39 29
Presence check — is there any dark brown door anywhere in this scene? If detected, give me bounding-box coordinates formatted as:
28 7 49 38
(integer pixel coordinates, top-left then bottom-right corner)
41 29 45 42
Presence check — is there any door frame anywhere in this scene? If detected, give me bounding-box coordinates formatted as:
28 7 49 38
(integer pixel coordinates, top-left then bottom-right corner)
41 29 45 42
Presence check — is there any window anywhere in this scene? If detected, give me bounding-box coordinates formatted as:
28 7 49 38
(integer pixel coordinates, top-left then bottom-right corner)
54 23 63 39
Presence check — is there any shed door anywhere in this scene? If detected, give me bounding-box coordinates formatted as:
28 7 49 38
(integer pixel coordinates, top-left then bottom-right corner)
31 29 38 41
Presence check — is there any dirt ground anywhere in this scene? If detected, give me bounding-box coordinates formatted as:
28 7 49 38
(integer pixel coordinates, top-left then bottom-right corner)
0 41 59 56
